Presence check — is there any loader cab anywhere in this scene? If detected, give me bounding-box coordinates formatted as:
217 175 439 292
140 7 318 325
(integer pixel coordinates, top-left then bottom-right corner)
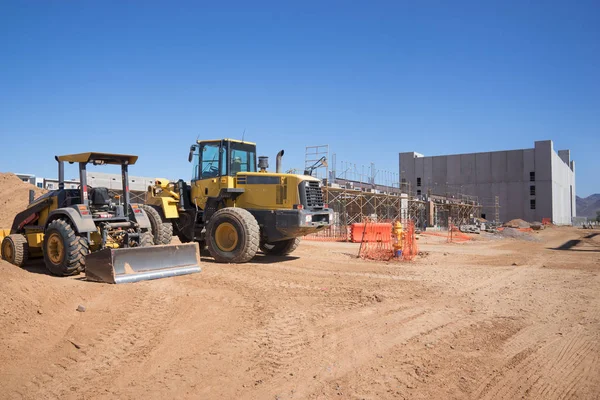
190 139 257 181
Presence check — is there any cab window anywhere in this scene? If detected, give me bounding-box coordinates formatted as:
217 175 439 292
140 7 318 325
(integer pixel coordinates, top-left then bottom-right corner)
229 142 256 176
191 146 201 181
201 143 221 179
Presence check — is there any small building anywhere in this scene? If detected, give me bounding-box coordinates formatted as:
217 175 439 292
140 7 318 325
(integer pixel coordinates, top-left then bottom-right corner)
43 178 80 190
15 173 35 185
399 140 576 225
86 171 155 192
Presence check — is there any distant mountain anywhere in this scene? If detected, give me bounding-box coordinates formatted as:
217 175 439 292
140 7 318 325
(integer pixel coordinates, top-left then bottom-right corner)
576 194 600 219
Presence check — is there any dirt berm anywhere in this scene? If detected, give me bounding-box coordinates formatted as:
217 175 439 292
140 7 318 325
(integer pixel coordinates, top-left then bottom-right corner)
0 173 46 228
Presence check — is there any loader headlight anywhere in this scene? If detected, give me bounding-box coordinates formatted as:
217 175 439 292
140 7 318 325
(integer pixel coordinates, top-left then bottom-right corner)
305 215 312 223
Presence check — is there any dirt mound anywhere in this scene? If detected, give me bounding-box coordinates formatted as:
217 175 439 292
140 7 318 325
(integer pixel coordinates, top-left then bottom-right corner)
0 173 47 228
503 218 530 228
499 227 539 241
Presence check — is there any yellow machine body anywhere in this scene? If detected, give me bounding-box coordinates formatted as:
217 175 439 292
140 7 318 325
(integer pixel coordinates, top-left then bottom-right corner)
146 138 332 245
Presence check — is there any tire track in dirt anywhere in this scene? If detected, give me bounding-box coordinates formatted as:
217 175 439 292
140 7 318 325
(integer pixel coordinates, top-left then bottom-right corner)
17 284 178 399
251 305 468 399
477 324 599 399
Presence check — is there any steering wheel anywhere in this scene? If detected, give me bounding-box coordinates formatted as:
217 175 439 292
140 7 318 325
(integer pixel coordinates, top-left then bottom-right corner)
77 184 93 192
203 165 219 177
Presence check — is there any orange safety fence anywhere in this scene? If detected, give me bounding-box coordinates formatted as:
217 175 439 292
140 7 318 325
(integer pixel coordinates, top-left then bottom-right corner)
402 221 419 261
447 224 471 243
357 220 418 261
496 227 533 233
350 222 392 243
303 226 349 242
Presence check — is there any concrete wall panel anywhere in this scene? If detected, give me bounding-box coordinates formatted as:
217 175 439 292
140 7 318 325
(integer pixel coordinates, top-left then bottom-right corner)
432 156 447 193
506 150 524 182
460 154 477 184
491 151 508 182
475 152 491 184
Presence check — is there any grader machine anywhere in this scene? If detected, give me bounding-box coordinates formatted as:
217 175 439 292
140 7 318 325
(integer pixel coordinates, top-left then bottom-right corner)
0 153 200 283
145 139 332 263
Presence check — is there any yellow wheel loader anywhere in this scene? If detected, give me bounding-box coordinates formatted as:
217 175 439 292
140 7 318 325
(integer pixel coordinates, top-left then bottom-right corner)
0 153 200 283
145 139 333 263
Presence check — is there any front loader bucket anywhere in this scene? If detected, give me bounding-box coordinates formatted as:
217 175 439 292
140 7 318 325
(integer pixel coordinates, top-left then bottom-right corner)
85 243 201 284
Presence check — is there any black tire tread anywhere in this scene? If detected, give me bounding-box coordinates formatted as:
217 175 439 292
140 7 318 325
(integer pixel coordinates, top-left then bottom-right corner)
140 231 154 247
140 204 173 245
206 207 259 263
1 234 29 267
43 219 89 276
260 237 301 256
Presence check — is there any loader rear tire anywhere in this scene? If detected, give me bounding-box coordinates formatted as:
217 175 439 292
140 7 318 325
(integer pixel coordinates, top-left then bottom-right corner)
43 219 89 276
206 208 259 263
140 205 173 245
260 238 301 256
1 234 29 267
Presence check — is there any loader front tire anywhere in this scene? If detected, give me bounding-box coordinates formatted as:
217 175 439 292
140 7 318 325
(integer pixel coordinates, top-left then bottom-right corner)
140 205 173 245
1 234 29 267
140 231 154 247
206 208 259 263
260 238 301 256
43 219 89 276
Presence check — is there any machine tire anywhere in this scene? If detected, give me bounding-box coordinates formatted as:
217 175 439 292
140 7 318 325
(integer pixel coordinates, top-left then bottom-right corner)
140 205 173 245
206 208 259 263
140 231 154 247
1 234 29 267
43 219 89 276
260 237 301 256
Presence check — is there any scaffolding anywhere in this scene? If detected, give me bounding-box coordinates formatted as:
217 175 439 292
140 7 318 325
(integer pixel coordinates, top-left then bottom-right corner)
304 144 496 240
305 145 329 180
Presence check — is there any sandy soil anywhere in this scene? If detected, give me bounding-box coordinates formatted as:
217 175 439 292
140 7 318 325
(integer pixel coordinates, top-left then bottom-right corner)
1 226 599 399
0 173 46 227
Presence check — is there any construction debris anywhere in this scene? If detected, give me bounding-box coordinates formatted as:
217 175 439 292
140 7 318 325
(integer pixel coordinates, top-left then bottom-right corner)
503 219 531 229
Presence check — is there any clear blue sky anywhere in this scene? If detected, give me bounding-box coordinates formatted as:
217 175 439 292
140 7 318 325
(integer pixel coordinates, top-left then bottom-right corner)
1 1 598 196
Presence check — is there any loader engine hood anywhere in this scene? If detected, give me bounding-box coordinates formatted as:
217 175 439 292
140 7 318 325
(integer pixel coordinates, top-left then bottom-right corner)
234 172 325 210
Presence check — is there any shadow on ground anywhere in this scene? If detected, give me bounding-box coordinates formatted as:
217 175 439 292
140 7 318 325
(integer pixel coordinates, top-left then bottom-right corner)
550 232 600 252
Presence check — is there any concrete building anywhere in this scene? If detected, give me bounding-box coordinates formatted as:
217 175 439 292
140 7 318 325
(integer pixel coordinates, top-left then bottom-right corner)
42 178 80 190
399 140 576 224
15 173 46 189
85 171 155 192
18 172 156 192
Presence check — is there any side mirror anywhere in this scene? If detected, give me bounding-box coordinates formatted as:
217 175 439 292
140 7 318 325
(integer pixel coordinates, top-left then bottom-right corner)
188 146 195 163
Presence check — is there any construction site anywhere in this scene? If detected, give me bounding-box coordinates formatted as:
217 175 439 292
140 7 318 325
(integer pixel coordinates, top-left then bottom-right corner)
0 140 598 400
303 145 498 245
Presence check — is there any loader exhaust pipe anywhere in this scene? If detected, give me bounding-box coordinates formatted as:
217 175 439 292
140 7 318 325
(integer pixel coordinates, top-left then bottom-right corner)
276 150 284 173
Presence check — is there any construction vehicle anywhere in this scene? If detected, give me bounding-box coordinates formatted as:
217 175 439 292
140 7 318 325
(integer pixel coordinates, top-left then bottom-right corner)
145 139 332 263
0 153 201 283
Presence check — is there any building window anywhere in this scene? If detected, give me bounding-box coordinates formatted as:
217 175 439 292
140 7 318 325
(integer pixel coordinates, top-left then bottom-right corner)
530 199 536 210
481 213 486 219
530 171 535 182
530 185 535 196
47 183 54 189
416 190 422 196
416 177 421 187
37 183 43 188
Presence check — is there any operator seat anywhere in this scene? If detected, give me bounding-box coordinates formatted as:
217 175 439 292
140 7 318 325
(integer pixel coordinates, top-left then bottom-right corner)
89 187 111 208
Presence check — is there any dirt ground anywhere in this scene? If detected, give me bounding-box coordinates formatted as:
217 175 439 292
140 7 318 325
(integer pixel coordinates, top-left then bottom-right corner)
1 226 599 399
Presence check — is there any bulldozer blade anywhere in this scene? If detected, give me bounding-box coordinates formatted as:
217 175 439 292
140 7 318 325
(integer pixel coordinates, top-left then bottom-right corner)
85 243 201 284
